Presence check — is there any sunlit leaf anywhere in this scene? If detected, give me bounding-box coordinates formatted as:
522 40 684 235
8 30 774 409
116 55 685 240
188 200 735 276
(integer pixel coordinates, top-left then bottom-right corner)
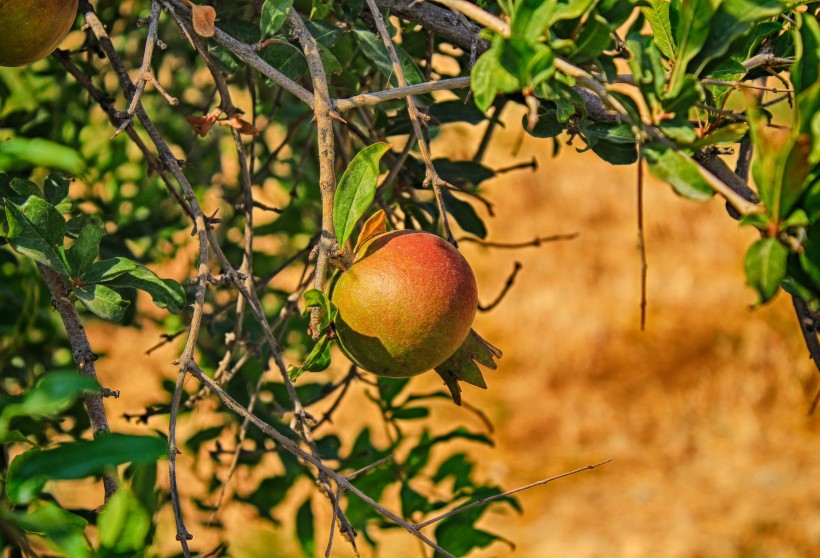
333 142 391 247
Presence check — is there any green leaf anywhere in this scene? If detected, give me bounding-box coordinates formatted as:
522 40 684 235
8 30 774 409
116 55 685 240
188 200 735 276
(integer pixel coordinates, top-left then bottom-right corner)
302 288 332 327
43 174 70 205
302 334 333 374
66 223 104 277
260 0 294 36
392 407 429 420
525 107 562 138
333 142 391 247
0 372 98 436
400 482 430 517
471 47 519 112
745 237 788 303
0 137 85 175
6 449 46 504
75 284 130 321
433 453 474 492
5 197 68 274
642 0 676 58
749 105 811 219
82 257 138 284
259 41 308 82
104 264 186 313
7 434 166 500
0 430 36 446
662 74 704 115
441 190 487 239
794 13 820 96
7 177 41 201
311 0 333 19
571 14 614 65
1 502 91 558
296 498 315 558
511 0 556 41
98 488 152 554
471 50 500 112
434 330 501 405
209 20 261 74
667 0 721 97
643 144 715 200
690 123 749 148
690 0 787 76
352 28 424 87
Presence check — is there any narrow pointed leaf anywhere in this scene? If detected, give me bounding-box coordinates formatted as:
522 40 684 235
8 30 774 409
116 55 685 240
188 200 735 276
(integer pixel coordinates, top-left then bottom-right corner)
333 142 391 247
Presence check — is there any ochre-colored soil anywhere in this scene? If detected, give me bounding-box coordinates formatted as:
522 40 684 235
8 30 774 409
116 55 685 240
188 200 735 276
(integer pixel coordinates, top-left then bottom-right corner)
77 106 820 557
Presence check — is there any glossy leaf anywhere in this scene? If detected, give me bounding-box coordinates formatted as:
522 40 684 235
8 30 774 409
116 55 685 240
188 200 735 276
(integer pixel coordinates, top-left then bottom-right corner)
353 28 424 86
667 0 721 97
333 142 391 247
82 257 138 284
642 0 675 58
75 284 130 321
104 264 186 313
5 197 68 274
302 288 332 329
43 174 70 205
66 223 103 277
643 144 715 200
260 0 294 36
511 0 555 41
745 237 788 303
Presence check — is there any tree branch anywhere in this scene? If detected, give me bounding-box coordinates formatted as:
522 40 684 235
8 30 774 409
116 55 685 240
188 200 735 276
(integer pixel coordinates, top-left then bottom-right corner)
37 264 117 501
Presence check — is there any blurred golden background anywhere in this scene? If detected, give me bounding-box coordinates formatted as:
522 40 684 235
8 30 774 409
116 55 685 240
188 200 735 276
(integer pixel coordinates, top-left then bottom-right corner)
77 104 820 557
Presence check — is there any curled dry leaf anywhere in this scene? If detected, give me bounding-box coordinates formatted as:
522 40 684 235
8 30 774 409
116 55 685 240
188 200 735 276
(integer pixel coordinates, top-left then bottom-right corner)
191 4 216 37
353 209 387 254
186 109 221 136
216 115 261 136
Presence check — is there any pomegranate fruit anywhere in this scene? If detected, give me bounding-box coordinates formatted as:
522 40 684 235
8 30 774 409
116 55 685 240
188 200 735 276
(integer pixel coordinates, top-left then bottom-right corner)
0 0 79 67
331 230 478 377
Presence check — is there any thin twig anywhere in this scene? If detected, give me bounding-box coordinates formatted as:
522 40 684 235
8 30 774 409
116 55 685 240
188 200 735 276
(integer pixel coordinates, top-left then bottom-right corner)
413 460 612 529
458 233 578 248
334 77 471 112
637 150 647 331
478 261 522 312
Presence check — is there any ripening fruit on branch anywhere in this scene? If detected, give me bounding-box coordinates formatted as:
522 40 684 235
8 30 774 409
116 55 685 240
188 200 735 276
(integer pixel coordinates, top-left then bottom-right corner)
331 230 478 378
0 0 79 67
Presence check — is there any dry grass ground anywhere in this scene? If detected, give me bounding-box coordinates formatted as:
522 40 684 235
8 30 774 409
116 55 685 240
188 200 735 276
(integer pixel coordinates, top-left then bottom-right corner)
79 105 820 558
